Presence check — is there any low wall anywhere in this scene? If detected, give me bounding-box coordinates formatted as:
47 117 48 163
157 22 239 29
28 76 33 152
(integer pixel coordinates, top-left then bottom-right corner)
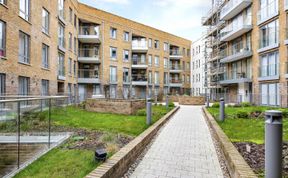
168 95 179 102
178 96 205 105
85 106 180 178
85 99 145 115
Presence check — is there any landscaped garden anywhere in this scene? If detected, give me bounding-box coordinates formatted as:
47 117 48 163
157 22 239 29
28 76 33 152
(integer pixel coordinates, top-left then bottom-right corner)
0 103 174 178
207 103 288 177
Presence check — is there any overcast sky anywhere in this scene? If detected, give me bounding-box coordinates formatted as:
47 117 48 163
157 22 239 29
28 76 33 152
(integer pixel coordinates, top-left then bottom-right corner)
79 0 211 41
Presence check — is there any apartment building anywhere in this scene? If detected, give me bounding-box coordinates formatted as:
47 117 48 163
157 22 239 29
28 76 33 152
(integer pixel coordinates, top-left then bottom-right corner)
0 0 191 101
202 0 288 107
191 35 209 96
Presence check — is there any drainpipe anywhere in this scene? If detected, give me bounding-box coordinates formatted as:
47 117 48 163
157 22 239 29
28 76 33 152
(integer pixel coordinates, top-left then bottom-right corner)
101 21 105 95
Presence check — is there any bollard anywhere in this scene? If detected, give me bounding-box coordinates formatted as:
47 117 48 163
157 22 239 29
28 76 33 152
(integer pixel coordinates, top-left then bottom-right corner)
206 95 210 108
166 95 169 110
146 98 152 125
265 110 282 178
219 98 225 122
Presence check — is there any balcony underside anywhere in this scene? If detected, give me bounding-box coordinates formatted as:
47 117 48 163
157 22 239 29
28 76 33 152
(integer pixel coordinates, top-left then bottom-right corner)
220 51 252 63
170 70 182 73
78 35 101 43
169 55 183 59
170 83 183 87
220 25 252 42
131 48 148 53
220 0 252 20
78 78 100 84
132 81 148 86
78 57 101 64
57 76 66 81
220 78 252 85
131 65 148 69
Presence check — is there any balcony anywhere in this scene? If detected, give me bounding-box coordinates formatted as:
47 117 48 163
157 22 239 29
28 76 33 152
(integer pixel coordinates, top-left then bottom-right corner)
132 39 148 52
220 0 252 20
169 78 182 87
58 68 66 81
78 69 100 84
220 72 252 85
257 0 278 25
132 57 147 69
78 25 101 43
210 66 225 74
78 48 100 64
169 65 182 73
220 44 252 63
132 74 148 86
169 49 183 59
220 17 252 42
258 63 279 81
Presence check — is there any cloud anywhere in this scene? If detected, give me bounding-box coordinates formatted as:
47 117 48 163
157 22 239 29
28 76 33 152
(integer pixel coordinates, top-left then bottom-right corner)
153 0 210 8
96 0 130 4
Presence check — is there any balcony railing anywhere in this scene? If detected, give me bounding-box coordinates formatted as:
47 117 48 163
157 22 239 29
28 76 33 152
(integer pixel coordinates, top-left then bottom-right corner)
170 49 182 56
259 31 279 50
257 0 278 24
79 25 100 36
223 71 251 80
78 69 99 79
170 78 182 83
220 0 252 20
132 74 147 82
258 63 279 77
78 48 99 58
169 65 182 70
132 40 148 49
132 57 147 65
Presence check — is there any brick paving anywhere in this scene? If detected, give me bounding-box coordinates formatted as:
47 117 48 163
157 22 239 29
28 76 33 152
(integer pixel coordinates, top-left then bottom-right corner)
131 106 223 178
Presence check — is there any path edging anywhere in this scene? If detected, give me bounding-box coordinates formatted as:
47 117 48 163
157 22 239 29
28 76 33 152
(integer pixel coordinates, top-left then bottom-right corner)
85 106 180 178
202 107 257 178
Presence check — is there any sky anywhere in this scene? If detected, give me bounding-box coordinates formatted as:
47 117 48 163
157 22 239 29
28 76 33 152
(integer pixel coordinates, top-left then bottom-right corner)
79 0 211 41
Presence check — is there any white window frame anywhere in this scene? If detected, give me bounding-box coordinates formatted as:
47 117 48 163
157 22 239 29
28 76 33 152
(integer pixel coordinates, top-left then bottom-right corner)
42 8 49 34
110 66 117 83
19 0 30 21
110 47 117 60
123 49 129 62
0 20 6 57
110 27 117 39
19 31 30 64
123 31 129 41
42 44 49 69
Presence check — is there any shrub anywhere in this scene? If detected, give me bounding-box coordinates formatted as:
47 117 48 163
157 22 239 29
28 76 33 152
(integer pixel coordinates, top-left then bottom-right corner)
236 110 249 119
168 102 175 108
233 104 241 107
249 109 263 119
278 109 288 118
212 102 220 108
136 109 146 116
240 102 252 107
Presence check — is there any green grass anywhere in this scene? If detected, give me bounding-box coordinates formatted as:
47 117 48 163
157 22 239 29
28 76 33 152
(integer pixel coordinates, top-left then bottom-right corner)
13 105 173 178
207 106 288 144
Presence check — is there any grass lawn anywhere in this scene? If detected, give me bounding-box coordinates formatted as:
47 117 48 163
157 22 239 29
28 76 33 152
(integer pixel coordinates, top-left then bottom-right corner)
207 106 288 144
12 105 173 178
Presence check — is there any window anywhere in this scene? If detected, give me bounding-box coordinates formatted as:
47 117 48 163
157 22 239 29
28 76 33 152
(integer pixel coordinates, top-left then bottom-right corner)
123 68 129 83
110 85 117 98
19 0 30 21
186 76 190 83
154 40 159 49
58 24 65 49
58 0 64 19
74 37 77 53
19 31 30 64
42 44 49 68
164 42 169 51
259 19 279 49
164 57 168 69
69 7 73 23
41 80 49 96
0 73 5 95
260 51 279 77
148 38 152 48
148 55 152 66
93 85 101 95
42 9 49 34
73 61 76 77
154 56 159 66
68 58 72 75
123 50 129 62
68 33 72 50
110 27 117 39
58 52 65 77
123 31 129 41
18 76 30 96
258 0 278 23
110 66 117 83
0 21 6 57
0 0 7 5
74 14 77 28
148 71 152 84
260 83 280 106
154 72 159 85
164 72 168 85
110 47 117 59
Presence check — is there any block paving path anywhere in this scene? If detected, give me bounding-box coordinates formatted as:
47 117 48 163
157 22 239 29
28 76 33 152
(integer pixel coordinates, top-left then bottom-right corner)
131 106 223 178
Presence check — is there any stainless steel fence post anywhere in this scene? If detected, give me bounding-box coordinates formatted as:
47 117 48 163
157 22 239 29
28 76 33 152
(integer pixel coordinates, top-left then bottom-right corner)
166 95 169 110
146 98 152 125
17 101 20 169
265 110 283 178
206 95 209 108
219 98 225 122
48 99 51 149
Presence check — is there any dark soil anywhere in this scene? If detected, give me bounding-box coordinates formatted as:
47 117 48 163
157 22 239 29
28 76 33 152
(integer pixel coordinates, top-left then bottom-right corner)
234 142 288 176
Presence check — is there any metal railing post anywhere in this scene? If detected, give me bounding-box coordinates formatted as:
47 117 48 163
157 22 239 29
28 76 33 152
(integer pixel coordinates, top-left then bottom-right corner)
17 101 20 169
146 98 152 125
48 99 51 149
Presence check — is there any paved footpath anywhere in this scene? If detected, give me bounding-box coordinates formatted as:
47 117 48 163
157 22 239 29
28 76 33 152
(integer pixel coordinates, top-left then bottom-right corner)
131 106 223 178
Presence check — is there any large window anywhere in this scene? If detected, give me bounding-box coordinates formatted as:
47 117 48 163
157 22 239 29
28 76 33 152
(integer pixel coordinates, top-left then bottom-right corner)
58 0 64 19
68 33 72 50
42 44 49 68
259 19 279 49
260 83 280 106
148 55 152 66
58 53 65 77
123 50 129 62
110 47 117 60
154 40 159 49
110 66 117 83
123 31 129 41
0 0 7 5
58 24 65 49
41 80 49 96
18 76 30 96
154 72 159 85
164 42 169 51
154 56 159 66
68 58 72 75
0 20 6 57
148 38 152 48
42 8 49 34
110 27 117 39
0 73 5 95
19 31 30 64
123 68 129 83
19 0 30 21
164 57 168 69
260 51 279 77
259 0 278 23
